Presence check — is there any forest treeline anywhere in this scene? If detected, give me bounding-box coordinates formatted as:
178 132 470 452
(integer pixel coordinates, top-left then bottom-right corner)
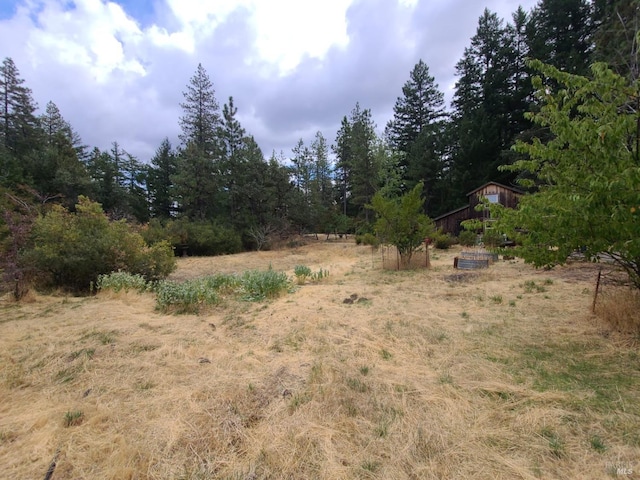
0 0 637 263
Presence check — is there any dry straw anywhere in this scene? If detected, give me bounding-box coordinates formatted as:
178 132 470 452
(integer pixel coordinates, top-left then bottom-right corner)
1 239 638 479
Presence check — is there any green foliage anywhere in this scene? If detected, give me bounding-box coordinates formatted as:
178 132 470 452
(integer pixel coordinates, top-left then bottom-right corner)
97 272 148 293
310 268 329 282
63 410 84 427
458 230 477 247
150 219 242 256
154 268 289 313
26 196 175 291
240 269 290 301
369 182 434 267
481 229 503 248
355 232 379 247
294 265 312 284
432 230 454 250
155 279 221 314
495 60 640 287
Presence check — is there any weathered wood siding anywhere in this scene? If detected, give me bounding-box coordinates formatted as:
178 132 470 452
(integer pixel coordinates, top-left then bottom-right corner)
435 182 523 235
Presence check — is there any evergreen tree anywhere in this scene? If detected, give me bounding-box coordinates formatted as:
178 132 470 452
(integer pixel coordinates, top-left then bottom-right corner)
172 141 218 221
219 96 247 226
310 131 334 233
386 59 445 153
30 101 90 207
593 0 639 79
451 10 516 198
175 64 224 221
86 147 125 214
40 101 87 161
527 0 594 76
148 138 177 219
0 57 39 185
333 103 379 223
120 151 149 222
179 63 222 156
220 96 245 158
386 59 449 215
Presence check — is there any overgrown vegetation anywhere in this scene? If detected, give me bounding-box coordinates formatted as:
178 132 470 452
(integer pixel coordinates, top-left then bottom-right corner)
25 196 176 292
369 182 433 267
493 56 640 288
153 269 290 313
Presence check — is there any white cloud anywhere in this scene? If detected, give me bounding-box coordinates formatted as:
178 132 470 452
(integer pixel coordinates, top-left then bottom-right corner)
24 0 145 81
0 0 541 160
161 0 352 74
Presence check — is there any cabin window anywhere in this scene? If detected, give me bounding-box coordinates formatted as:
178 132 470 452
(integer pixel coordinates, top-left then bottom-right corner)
485 194 499 204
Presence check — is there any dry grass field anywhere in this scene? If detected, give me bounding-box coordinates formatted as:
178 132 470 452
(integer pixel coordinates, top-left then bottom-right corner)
1 239 639 479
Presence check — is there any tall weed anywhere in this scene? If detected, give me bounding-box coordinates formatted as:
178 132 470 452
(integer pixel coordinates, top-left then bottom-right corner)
240 269 290 301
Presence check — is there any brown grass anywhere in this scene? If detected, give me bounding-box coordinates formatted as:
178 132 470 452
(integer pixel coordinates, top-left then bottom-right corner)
1 239 639 479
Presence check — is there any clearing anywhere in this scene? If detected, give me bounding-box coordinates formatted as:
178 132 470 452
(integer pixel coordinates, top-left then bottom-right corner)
1 240 639 479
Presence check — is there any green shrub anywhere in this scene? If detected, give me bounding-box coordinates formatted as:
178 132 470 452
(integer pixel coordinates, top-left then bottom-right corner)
310 269 329 282
482 229 504 248
294 265 329 284
155 278 221 314
356 233 379 247
167 220 242 256
458 230 477 247
294 265 312 284
97 272 148 293
133 241 177 281
240 269 290 301
27 197 175 291
432 231 454 250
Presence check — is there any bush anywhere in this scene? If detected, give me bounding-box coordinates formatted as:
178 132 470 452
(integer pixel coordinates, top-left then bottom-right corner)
97 272 148 293
294 265 329 285
155 278 221 314
133 241 177 281
482 229 504 248
432 231 454 250
356 233 379 247
240 269 291 301
154 268 290 312
27 197 176 291
458 230 477 247
294 265 312 284
168 220 243 256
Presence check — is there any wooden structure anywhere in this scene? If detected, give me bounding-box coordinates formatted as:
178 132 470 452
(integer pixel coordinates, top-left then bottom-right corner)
434 182 523 235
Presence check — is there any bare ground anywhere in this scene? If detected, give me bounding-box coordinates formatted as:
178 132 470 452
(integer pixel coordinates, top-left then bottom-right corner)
1 239 639 479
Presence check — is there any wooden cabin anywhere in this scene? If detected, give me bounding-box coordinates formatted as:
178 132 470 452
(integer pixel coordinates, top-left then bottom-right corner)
434 182 523 235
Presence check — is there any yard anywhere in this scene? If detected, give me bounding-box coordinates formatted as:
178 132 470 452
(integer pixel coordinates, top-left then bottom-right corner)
0 239 638 479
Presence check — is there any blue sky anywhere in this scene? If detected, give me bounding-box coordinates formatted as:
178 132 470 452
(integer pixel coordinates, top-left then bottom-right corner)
0 0 539 161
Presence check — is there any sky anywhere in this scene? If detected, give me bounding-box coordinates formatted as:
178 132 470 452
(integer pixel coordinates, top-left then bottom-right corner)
0 0 539 162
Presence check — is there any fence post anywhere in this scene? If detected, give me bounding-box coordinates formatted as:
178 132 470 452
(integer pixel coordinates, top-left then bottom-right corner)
592 267 602 314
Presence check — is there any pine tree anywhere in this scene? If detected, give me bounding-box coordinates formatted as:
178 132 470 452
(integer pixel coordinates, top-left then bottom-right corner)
148 138 177 219
593 0 639 79
220 96 245 158
386 59 448 215
450 9 524 200
219 96 247 226
333 103 379 223
172 141 218 221
527 0 594 76
310 131 334 233
175 64 224 221
179 63 222 156
386 59 445 153
0 57 39 185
